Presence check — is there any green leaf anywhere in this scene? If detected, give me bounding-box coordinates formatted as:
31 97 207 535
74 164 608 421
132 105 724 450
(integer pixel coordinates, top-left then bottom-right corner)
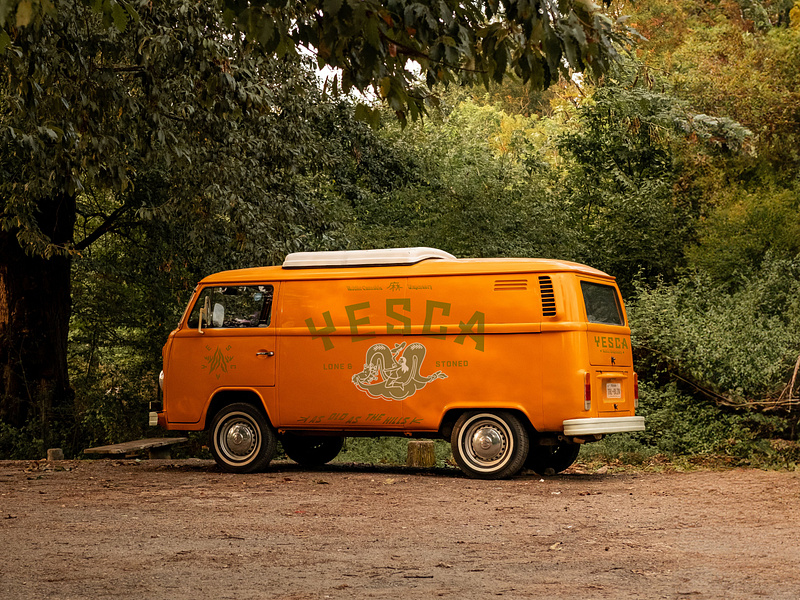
323 0 343 16
364 17 380 50
378 76 391 99
492 47 507 83
368 106 381 129
257 17 274 47
354 102 369 122
112 1 128 32
124 1 139 24
0 28 10 52
16 0 33 27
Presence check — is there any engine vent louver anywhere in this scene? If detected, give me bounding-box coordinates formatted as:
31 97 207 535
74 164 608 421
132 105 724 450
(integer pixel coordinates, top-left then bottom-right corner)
494 279 528 292
539 275 557 316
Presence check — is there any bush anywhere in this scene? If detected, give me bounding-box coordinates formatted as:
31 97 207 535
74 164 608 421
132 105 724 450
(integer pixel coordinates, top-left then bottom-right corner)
0 421 44 460
630 254 800 405
582 381 792 466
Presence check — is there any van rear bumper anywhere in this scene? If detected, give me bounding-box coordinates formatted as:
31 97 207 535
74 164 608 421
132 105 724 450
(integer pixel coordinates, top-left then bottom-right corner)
563 416 645 436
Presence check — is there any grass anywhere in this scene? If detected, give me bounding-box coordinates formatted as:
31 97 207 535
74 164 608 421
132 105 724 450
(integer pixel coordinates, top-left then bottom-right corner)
331 435 798 473
332 437 454 467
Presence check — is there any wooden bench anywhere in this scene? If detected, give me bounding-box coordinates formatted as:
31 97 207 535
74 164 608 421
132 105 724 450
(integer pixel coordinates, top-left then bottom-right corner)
84 437 188 460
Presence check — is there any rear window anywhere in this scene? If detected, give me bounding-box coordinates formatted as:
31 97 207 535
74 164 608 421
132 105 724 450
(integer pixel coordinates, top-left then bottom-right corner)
580 281 624 325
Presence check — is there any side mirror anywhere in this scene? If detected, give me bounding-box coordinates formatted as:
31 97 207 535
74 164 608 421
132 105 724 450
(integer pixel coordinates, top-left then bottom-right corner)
212 303 225 327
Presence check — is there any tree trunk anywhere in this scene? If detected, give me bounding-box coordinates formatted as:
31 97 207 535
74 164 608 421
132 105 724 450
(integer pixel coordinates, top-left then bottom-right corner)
406 440 437 468
0 193 76 453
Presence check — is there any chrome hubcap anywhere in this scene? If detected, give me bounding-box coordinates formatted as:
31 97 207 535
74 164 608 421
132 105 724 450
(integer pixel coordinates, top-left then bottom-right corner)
216 414 259 463
226 422 255 457
471 426 504 461
459 414 512 471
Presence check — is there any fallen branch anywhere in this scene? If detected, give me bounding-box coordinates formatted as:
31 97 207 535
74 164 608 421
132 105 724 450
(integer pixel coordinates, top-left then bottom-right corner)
640 346 800 412
777 353 800 405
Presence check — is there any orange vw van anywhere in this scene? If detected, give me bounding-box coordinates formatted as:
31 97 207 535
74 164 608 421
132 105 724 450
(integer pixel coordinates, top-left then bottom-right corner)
153 248 644 479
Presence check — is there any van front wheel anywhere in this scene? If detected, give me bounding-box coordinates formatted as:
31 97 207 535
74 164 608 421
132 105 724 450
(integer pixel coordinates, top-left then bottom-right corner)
280 434 344 467
451 411 529 479
210 403 277 473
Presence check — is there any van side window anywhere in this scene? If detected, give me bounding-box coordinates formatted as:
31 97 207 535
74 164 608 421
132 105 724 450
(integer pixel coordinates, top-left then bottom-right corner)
580 282 624 325
186 285 274 329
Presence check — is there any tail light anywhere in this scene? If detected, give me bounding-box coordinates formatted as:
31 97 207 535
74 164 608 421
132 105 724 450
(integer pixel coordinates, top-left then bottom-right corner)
634 372 639 409
584 372 591 411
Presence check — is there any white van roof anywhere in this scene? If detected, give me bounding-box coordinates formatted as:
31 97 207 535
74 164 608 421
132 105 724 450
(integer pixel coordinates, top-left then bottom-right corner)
283 247 457 268
201 253 613 285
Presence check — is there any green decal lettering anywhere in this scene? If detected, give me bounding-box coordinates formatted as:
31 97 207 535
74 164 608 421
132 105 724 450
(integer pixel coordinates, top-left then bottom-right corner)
305 311 337 351
454 311 485 351
601 337 608 348
423 300 450 339
345 301 376 342
622 338 629 350
386 298 411 335
594 336 601 347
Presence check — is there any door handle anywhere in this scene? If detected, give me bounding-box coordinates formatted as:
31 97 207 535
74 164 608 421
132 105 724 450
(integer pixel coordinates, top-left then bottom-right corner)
256 351 275 357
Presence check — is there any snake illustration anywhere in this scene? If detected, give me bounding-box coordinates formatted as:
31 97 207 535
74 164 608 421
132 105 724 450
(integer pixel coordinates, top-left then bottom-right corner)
352 342 447 401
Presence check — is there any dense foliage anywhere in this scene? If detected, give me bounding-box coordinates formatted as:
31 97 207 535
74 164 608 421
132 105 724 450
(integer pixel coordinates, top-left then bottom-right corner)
0 0 347 454
1 0 635 124
2 0 799 465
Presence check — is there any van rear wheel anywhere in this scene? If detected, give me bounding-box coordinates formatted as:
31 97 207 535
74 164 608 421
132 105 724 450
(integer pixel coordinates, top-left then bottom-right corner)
210 403 277 473
280 434 344 467
451 411 529 479
526 442 580 475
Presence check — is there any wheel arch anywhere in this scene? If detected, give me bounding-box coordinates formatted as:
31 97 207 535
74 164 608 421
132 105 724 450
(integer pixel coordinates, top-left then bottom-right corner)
439 407 537 440
204 389 272 430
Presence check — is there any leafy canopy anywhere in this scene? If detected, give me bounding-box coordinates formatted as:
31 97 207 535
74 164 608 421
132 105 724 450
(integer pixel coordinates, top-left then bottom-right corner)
1 0 343 260
1 0 636 126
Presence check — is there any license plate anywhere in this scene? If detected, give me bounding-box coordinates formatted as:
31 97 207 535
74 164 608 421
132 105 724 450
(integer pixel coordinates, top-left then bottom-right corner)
606 382 622 399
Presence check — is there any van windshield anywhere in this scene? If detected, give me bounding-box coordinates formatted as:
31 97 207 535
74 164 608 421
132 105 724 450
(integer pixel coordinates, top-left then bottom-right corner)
580 282 624 325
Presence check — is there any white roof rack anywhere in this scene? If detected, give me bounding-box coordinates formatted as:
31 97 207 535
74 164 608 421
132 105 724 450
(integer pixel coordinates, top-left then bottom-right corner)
283 247 457 269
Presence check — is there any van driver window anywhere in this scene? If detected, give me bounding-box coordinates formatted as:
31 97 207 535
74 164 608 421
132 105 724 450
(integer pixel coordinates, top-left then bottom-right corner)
580 281 624 326
186 285 273 329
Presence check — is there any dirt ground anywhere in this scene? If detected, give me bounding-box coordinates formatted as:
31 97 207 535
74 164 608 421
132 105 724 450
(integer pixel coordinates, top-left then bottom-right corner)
1 459 799 600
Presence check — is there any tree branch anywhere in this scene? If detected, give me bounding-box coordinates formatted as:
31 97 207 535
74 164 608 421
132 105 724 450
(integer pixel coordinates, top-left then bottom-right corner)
74 203 132 251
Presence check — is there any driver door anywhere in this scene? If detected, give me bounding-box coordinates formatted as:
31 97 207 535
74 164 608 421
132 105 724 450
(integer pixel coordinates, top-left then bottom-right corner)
166 283 278 425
